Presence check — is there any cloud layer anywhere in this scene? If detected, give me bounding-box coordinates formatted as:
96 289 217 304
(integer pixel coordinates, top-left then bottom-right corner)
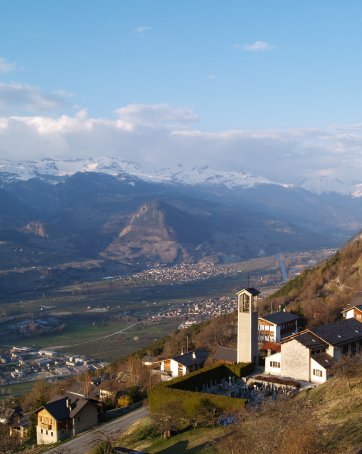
0 83 71 114
0 103 361 191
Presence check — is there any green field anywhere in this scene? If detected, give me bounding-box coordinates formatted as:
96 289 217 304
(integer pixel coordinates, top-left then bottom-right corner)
0 257 279 363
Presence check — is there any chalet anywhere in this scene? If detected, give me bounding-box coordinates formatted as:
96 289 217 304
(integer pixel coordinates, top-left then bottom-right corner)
342 304 362 322
265 317 362 384
258 311 300 344
160 349 208 378
35 393 99 444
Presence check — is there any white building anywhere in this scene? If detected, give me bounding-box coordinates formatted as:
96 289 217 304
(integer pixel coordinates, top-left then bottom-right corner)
160 349 208 378
265 317 362 384
258 311 299 344
342 304 362 322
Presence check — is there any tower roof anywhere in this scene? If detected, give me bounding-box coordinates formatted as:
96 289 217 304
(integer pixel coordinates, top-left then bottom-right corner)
236 288 260 296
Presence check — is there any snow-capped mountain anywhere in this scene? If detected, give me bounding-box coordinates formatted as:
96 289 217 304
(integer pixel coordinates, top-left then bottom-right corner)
297 176 360 196
1 157 362 196
154 164 283 189
0 157 284 190
0 157 144 184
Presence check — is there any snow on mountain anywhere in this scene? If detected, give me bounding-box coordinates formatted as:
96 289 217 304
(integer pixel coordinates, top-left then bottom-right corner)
297 176 362 196
0 157 281 189
154 164 279 189
1 157 361 196
0 157 144 183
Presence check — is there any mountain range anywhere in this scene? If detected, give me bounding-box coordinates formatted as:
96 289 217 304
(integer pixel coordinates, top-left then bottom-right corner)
0 157 362 274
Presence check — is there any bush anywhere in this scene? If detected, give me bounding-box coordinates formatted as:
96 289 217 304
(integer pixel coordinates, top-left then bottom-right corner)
117 395 133 407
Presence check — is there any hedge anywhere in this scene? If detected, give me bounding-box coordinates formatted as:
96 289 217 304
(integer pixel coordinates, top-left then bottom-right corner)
148 363 253 417
167 363 254 391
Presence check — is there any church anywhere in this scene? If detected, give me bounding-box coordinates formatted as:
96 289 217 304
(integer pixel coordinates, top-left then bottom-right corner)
236 288 362 384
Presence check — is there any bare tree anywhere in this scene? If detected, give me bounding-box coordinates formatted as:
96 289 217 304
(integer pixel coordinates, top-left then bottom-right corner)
331 353 362 389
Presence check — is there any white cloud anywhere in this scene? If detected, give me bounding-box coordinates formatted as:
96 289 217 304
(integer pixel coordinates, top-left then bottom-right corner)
0 57 16 73
0 104 362 192
236 41 275 52
133 26 151 37
0 83 71 114
115 103 199 129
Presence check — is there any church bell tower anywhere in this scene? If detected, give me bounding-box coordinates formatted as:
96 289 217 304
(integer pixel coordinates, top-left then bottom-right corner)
237 288 260 364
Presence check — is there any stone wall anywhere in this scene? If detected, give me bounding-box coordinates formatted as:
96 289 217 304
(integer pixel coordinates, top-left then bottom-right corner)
281 339 310 381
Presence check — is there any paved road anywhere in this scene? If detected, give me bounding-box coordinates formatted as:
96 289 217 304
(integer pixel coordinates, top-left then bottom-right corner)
44 406 148 454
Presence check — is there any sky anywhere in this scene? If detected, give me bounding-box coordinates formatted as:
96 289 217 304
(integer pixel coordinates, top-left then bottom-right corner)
1 0 362 190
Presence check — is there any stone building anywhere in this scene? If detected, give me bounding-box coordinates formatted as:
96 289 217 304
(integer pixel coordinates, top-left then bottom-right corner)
35 393 99 444
265 316 362 384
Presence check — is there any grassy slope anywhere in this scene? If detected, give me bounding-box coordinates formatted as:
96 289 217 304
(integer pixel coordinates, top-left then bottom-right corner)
305 373 362 453
115 417 223 454
116 373 362 454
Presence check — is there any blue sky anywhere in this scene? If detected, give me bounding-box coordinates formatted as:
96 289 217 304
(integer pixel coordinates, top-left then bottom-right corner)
1 1 362 191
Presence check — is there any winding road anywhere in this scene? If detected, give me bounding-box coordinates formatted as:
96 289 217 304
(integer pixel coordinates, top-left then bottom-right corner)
44 406 148 454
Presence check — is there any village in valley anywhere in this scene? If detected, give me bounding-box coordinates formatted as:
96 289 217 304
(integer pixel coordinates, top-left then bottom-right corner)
0 246 361 452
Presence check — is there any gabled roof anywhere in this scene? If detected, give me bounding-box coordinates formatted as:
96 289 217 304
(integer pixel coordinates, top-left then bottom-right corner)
66 382 99 400
40 397 69 421
292 331 328 349
236 288 260 296
312 352 336 370
210 346 237 363
312 318 362 346
36 393 98 421
342 304 362 313
259 311 299 325
172 349 208 367
260 341 281 353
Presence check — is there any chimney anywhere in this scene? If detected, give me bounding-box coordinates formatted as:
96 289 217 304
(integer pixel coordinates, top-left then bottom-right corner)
66 398 72 410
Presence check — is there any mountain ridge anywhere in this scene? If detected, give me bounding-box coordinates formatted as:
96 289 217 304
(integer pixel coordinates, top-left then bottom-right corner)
2 156 362 196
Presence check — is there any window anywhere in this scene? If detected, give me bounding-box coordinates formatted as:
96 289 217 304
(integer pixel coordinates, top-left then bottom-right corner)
41 429 43 434
51 432 53 436
313 369 323 377
271 361 280 368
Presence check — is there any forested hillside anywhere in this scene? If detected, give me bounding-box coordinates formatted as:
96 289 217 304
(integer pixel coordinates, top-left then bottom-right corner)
264 231 362 326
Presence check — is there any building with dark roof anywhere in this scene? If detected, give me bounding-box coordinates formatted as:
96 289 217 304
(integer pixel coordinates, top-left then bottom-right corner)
210 346 237 364
342 303 362 322
264 310 362 384
35 392 99 445
160 349 209 378
258 311 300 344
